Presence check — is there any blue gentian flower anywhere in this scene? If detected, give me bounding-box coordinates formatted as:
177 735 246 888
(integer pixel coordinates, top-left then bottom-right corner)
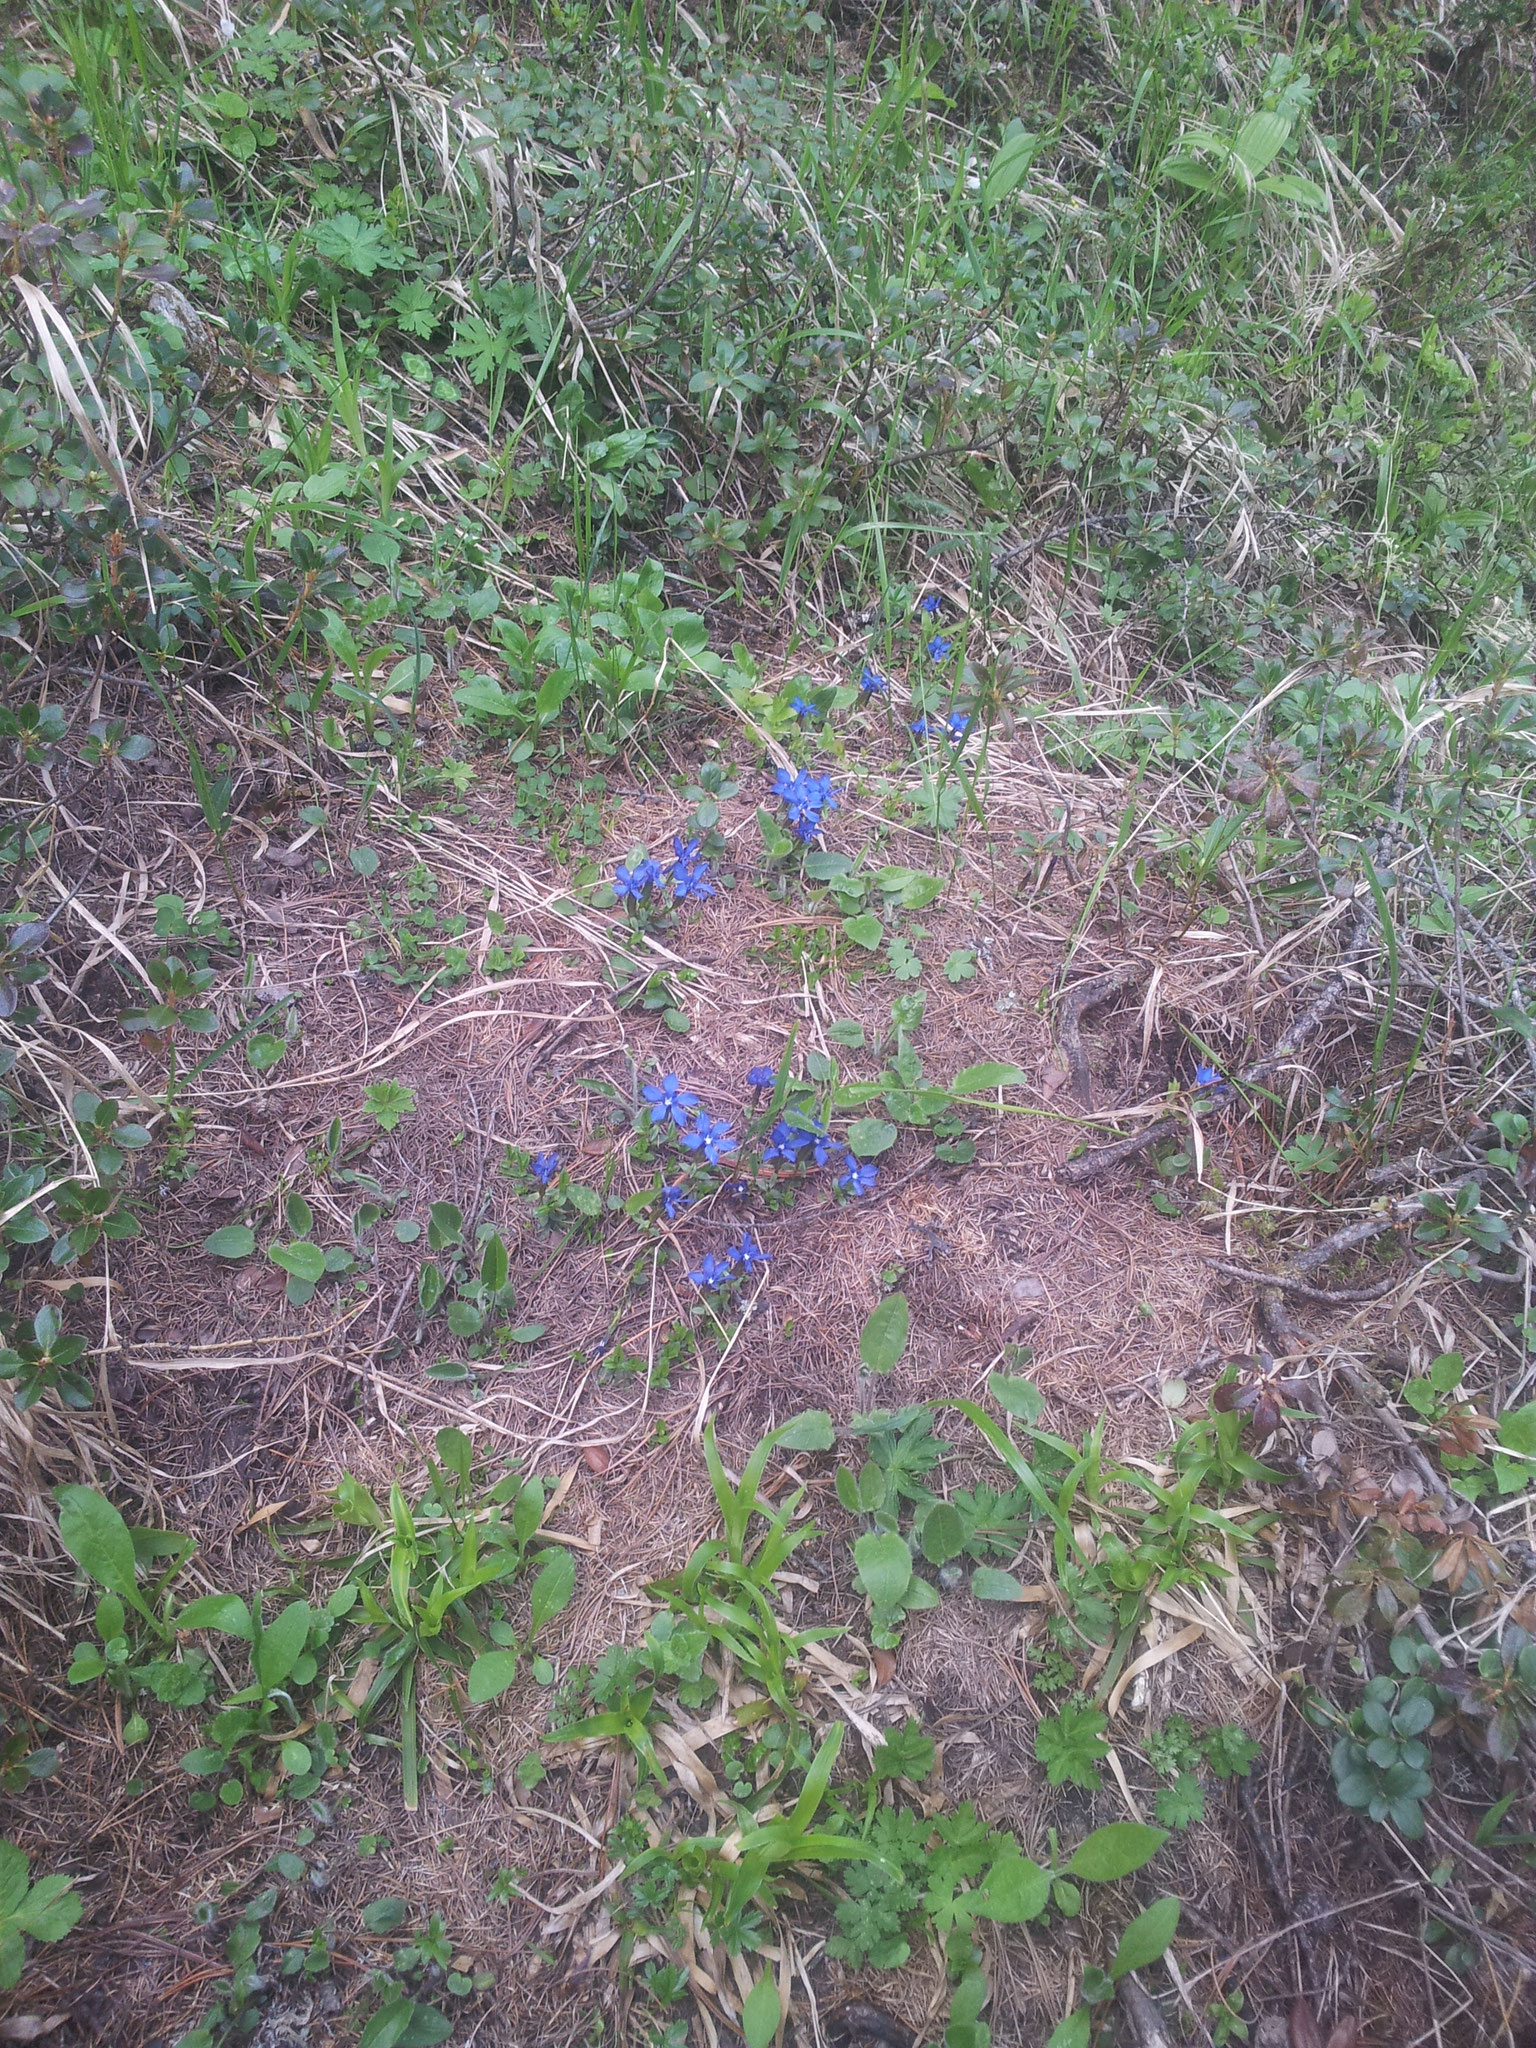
918 593 942 618
943 712 971 742
1194 1064 1222 1088
807 1120 838 1167
762 1117 812 1164
746 1064 776 1089
680 1112 736 1166
790 695 818 720
661 1182 692 1221
642 1073 699 1128
689 1252 732 1290
729 1231 769 1276
858 665 888 695
837 1159 878 1197
771 767 839 843
927 634 954 660
531 1150 560 1186
614 856 663 902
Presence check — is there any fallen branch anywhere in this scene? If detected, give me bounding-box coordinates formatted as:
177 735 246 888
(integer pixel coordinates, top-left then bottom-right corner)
1061 900 1373 1184
1057 960 1149 1109
1204 1260 1402 1306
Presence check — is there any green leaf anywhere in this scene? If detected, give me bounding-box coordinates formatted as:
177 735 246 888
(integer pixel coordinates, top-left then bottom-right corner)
55 1486 139 1601
358 1994 416 2048
842 913 883 950
247 1033 287 1071
480 1232 509 1295
1231 109 1291 176
972 1567 1029 1602
312 212 396 277
285 1192 313 1237
1046 2009 1092 2048
775 1410 835 1452
468 1650 520 1704
860 1293 909 1373
1111 1896 1181 1978
830 1020 866 1049
1256 172 1328 208
281 1739 313 1776
854 1531 913 1607
980 121 1038 206
350 845 381 877
361 1896 409 1934
1068 1823 1168 1883
177 1594 253 1639
203 1224 255 1260
742 1969 781 2048
255 1599 312 1693
847 1117 897 1158
921 1502 966 1565
529 1548 576 1636
974 1851 1050 1923
952 1062 1029 1093
988 1372 1044 1422
269 1241 325 1284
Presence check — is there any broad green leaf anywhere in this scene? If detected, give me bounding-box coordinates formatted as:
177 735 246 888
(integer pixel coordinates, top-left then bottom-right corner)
1046 2010 1092 2048
1256 172 1328 209
854 1531 913 1607
280 1739 312 1776
202 1225 255 1259
1111 1895 1181 1977
285 1192 313 1236
255 1599 312 1694
1231 109 1291 176
989 1372 1045 1421
480 1232 509 1295
742 1969 781 2048
361 1897 409 1934
847 1117 897 1157
981 121 1038 206
269 1241 325 1284
529 1548 576 1636
55 1486 138 1600
974 1851 1050 1923
358 1993 415 2048
952 1062 1029 1093
1068 1823 1168 1884
860 1292 909 1373
972 1567 1030 1602
921 1502 966 1565
775 1409 835 1452
468 1650 520 1704
842 913 883 950
177 1594 253 1639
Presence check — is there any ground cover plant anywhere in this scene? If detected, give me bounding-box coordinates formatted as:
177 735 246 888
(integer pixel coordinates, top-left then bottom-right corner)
1 0 1535 2043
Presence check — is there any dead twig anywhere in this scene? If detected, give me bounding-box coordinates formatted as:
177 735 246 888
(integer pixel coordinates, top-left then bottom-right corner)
1057 960 1149 1109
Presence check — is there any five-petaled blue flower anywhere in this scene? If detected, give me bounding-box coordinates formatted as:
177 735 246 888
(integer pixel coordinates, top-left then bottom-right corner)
790 695 819 721
837 1159 878 1197
665 835 714 903
858 665 888 695
927 634 954 660
614 857 662 902
689 1252 732 1290
531 1151 560 1186
746 1064 776 1089
918 592 943 618
762 1116 814 1164
1194 1064 1223 1088
771 766 839 843
729 1231 769 1275
943 712 971 741
680 1112 736 1165
661 1182 693 1221
642 1073 699 1128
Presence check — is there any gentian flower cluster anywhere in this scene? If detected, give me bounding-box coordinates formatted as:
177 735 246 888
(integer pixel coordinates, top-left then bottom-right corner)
690 1231 770 1292
613 838 715 915
771 766 839 843
909 711 971 743
531 1150 561 1187
762 1114 877 1197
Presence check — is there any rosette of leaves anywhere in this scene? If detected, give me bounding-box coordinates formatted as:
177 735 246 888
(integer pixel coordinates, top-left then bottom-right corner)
1331 1648 1445 1838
